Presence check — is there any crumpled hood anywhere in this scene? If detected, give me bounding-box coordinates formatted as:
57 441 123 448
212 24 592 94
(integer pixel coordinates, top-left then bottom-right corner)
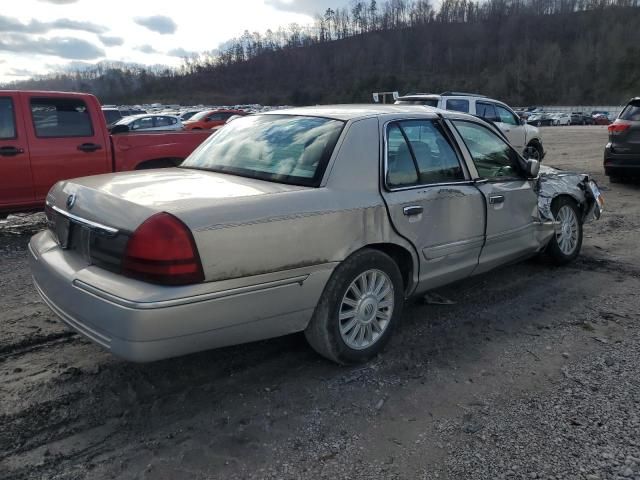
47 168 308 232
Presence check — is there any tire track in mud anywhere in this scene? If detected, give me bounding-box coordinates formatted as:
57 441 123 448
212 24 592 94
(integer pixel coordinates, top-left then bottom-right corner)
0 331 77 360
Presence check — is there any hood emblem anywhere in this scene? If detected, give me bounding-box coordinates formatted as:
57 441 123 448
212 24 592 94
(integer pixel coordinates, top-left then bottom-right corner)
66 194 76 210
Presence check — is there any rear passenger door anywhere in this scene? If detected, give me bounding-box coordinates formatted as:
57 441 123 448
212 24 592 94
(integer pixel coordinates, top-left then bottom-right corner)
450 119 540 273
380 118 486 291
21 94 110 201
0 94 33 209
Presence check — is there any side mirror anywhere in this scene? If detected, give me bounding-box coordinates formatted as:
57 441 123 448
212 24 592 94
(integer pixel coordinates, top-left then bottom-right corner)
525 158 540 178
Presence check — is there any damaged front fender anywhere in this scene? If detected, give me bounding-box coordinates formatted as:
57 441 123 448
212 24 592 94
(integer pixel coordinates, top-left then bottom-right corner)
535 165 603 224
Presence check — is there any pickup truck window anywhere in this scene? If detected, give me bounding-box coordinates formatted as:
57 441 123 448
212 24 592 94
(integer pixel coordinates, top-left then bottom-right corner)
31 98 93 138
452 120 522 180
386 120 465 188
0 97 16 139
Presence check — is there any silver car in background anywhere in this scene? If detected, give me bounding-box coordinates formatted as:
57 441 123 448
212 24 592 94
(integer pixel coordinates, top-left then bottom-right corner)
30 105 603 364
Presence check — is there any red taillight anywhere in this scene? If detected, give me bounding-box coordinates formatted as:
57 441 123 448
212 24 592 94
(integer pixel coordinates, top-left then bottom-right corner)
608 120 631 135
122 212 204 285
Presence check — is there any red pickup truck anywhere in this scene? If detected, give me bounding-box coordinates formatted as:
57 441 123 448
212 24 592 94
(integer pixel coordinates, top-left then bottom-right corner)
0 91 213 216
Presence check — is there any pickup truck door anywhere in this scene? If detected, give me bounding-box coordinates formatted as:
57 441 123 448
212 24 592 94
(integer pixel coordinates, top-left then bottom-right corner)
450 119 540 274
0 94 33 209
380 119 485 292
19 93 110 201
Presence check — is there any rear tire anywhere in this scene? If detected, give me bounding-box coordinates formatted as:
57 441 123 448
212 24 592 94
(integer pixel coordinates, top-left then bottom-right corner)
609 176 623 184
304 249 404 364
546 197 583 265
524 141 543 161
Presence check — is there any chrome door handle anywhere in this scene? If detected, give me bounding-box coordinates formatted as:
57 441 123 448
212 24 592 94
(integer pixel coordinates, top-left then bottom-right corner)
489 195 505 205
403 205 423 216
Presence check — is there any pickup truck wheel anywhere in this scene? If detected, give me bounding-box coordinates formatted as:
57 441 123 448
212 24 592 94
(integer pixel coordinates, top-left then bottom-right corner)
305 249 404 365
546 197 583 265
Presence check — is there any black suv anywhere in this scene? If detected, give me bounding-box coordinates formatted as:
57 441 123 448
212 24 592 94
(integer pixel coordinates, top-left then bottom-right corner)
604 97 640 182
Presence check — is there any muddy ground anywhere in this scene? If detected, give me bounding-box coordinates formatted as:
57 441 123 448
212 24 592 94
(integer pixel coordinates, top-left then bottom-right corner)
1 126 639 479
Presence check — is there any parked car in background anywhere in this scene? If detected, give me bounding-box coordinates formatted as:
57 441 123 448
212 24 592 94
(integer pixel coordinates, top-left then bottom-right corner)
121 108 147 117
527 113 555 127
570 112 594 125
593 114 611 125
183 109 248 130
0 91 213 215
395 92 545 160
604 97 640 182
180 110 202 121
30 105 602 364
110 114 184 133
551 113 571 126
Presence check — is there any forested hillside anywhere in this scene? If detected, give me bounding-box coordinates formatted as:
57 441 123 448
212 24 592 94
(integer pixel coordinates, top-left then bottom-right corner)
6 0 640 106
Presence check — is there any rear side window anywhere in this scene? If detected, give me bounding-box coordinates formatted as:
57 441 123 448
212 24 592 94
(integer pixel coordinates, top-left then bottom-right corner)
386 120 465 188
132 117 153 130
446 99 469 113
31 98 93 137
620 101 640 121
0 97 16 139
476 102 499 123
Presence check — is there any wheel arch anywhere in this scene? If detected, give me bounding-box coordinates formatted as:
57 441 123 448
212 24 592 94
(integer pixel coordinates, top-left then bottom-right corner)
358 242 417 297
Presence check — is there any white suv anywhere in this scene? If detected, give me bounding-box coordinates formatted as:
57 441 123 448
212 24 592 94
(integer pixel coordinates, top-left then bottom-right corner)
395 92 545 161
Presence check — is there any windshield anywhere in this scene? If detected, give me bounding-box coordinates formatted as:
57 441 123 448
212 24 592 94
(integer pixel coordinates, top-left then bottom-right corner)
181 114 345 186
189 110 213 121
395 99 439 107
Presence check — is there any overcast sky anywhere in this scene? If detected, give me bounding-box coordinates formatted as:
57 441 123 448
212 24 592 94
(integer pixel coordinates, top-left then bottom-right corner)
0 0 347 83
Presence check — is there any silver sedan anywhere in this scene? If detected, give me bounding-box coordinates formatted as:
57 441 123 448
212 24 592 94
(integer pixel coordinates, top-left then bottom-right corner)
30 105 604 364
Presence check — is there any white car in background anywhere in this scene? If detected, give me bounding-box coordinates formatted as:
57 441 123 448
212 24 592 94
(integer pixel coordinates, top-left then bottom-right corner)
111 114 184 133
395 92 545 161
551 113 571 126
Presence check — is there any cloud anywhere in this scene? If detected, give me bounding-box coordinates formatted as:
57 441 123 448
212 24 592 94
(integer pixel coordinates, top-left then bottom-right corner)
37 0 79 3
0 33 105 60
264 0 345 15
0 14 107 35
135 44 159 54
167 47 198 57
99 35 124 47
134 15 177 35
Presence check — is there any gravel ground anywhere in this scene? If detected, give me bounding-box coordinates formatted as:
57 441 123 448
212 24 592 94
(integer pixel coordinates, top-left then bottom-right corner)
1 126 639 479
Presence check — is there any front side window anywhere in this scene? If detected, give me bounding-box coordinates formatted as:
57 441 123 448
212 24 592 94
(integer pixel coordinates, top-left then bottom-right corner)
446 99 470 113
31 97 93 137
476 102 499 123
386 120 465 188
495 105 519 126
0 97 16 139
181 114 344 187
452 120 522 180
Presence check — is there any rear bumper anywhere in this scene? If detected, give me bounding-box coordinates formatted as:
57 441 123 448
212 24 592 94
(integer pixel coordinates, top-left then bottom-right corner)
29 230 334 362
604 144 640 177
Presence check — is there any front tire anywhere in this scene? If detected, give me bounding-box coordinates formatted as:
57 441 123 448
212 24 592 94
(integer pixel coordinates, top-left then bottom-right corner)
304 249 404 364
546 197 583 265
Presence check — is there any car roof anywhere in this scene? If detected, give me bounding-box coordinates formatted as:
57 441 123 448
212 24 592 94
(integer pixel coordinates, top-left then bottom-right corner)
262 104 447 121
119 113 180 122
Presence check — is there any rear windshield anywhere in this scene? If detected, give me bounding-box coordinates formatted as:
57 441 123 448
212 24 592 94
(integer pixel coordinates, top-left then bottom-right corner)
620 101 640 121
396 99 439 107
189 110 213 121
103 110 122 124
181 114 345 187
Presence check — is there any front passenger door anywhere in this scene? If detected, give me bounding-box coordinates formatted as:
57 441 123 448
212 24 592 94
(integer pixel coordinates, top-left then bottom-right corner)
451 120 540 274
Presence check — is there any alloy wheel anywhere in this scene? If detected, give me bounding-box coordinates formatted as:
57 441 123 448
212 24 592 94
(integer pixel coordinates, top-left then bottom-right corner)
339 269 394 350
556 205 579 255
